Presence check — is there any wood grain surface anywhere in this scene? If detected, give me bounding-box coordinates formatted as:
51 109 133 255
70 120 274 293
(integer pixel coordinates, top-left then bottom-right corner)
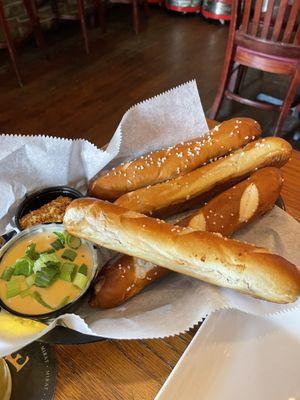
54 146 300 400
0 7 298 398
281 150 300 221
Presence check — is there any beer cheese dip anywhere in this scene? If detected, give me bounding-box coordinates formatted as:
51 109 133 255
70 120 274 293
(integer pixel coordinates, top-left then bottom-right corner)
0 229 93 316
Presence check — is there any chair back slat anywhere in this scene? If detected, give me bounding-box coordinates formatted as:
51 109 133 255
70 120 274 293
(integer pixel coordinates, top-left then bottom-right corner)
271 0 289 41
241 0 252 33
237 0 299 46
260 0 275 39
294 25 300 44
251 0 263 36
283 1 300 43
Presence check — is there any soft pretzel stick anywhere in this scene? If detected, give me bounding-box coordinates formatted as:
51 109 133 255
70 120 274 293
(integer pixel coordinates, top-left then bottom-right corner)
89 167 283 308
64 184 300 305
89 118 261 201
115 137 291 217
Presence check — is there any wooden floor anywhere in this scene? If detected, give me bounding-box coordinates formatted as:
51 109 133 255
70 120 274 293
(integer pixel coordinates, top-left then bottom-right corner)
0 8 299 400
0 6 299 149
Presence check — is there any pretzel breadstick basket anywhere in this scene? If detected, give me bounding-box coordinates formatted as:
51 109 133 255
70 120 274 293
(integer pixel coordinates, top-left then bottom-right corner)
65 120 300 310
1 82 300 355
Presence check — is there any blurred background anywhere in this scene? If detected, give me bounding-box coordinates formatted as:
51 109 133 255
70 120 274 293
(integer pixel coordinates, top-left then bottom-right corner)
0 1 299 149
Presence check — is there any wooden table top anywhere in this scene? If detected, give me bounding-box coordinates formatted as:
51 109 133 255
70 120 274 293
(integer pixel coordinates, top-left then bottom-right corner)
54 146 300 400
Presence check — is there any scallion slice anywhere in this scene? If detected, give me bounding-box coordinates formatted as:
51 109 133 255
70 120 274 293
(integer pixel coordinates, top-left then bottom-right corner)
54 231 65 245
33 253 61 274
13 258 33 277
1 266 15 281
40 253 60 264
78 264 88 276
25 243 40 261
25 274 36 288
60 263 76 282
33 258 45 274
56 296 70 309
45 261 61 272
20 288 32 298
41 248 55 255
66 233 81 250
73 272 88 290
71 265 78 281
35 267 58 288
6 280 21 298
50 239 64 250
32 291 54 310
61 249 77 262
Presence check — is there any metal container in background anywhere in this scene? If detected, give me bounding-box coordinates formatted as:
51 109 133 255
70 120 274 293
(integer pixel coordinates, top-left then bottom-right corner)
165 0 201 13
201 0 231 21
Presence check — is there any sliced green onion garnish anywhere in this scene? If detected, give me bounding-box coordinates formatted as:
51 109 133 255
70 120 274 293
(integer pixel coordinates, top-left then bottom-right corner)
33 253 61 274
33 258 45 273
20 288 32 298
61 249 77 262
25 243 40 261
71 265 78 281
32 291 54 310
35 267 58 288
60 263 76 282
1 266 15 281
45 261 61 272
62 263 76 274
66 233 81 250
13 258 33 277
25 274 36 288
78 264 88 276
40 253 60 264
73 272 88 290
41 248 55 254
54 231 65 245
56 296 70 309
50 239 64 250
6 280 21 298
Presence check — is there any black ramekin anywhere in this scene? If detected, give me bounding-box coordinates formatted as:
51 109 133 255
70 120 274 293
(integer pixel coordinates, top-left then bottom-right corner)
15 186 83 231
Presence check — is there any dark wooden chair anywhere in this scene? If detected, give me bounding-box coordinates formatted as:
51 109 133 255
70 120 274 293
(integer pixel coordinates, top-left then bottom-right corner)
0 0 46 86
132 0 149 34
210 0 300 136
109 0 149 34
50 0 106 54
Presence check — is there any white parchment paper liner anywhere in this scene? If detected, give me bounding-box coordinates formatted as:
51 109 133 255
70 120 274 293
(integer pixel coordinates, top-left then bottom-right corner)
0 81 299 357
